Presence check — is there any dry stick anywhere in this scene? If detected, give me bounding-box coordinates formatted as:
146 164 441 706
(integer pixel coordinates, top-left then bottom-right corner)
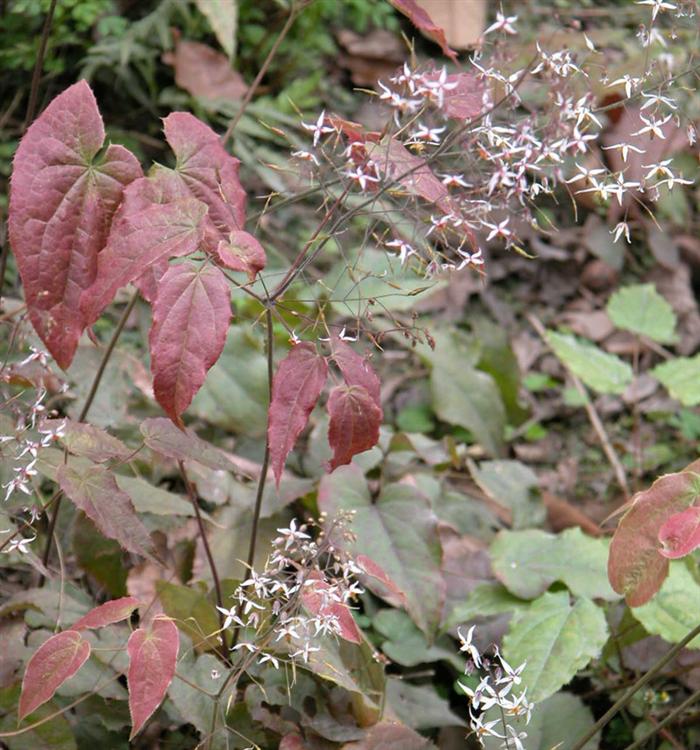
40 290 140 574
221 2 302 146
23 0 57 130
178 459 230 660
527 313 630 499
570 622 700 750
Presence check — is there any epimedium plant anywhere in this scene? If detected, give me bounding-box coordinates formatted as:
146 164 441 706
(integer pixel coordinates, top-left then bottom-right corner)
3 0 700 748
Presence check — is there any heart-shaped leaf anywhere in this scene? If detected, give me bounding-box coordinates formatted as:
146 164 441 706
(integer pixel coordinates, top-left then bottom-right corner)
149 262 231 424
301 572 363 644
327 385 382 470
19 630 91 720
213 229 266 280
73 596 140 630
9 80 142 368
330 337 381 406
127 615 179 739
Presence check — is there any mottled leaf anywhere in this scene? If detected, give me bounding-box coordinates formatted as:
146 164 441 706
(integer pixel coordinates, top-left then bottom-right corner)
19 630 91 720
608 465 700 606
269 342 328 486
301 572 362 644
331 337 381 406
149 262 231 424
658 505 700 559
491 528 618 600
163 112 246 243
8 80 142 368
546 330 633 395
652 355 700 406
318 466 444 636
213 229 266 280
503 591 608 702
82 174 207 324
141 416 237 472
327 385 382 470
388 0 457 60
127 615 179 739
72 597 140 631
606 283 677 344
59 419 131 463
57 463 155 559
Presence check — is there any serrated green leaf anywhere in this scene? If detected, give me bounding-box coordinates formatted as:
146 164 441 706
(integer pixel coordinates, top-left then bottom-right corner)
503 591 608 701
444 583 529 629
546 331 633 395
652 355 700 406
631 562 700 648
490 528 618 601
606 284 676 343
470 460 545 529
386 678 466 730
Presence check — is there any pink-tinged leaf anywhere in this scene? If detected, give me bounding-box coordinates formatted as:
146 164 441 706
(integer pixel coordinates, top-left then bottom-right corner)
212 230 266 280
59 418 132 463
423 69 485 120
354 554 408 609
19 630 91 720
135 257 168 304
57 463 155 559
659 505 700 559
301 572 363 644
279 735 309 750
8 80 142 368
608 465 700 606
388 0 458 61
163 112 246 243
73 596 140 630
149 262 231 425
140 416 238 472
82 173 207 324
327 385 382 471
331 337 381 407
268 342 328 486
343 721 434 750
127 615 179 739
368 136 451 211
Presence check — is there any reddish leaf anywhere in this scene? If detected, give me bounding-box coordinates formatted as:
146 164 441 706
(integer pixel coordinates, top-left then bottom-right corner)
19 630 91 720
82 173 207 324
423 69 485 120
135 257 169 304
59 419 132 463
368 136 451 211
212 230 266 280
659 505 700 559
9 80 142 368
163 36 248 102
268 342 328 486
327 385 382 471
163 112 246 243
608 466 700 606
57 463 155 559
343 721 434 749
73 596 140 630
149 262 231 424
127 615 179 739
301 572 362 644
331 338 381 406
140 416 238 471
354 554 408 608
388 0 458 61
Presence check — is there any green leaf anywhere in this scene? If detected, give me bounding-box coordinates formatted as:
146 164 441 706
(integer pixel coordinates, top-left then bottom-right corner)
386 678 465 730
155 581 220 652
470 460 545 529
652 355 700 406
190 328 269 437
430 348 505 457
606 284 676 343
631 562 700 648
0 685 77 750
490 528 618 601
444 583 529 629
484 691 599 750
73 515 127 597
318 466 444 637
194 0 238 58
502 591 609 701
546 331 633 395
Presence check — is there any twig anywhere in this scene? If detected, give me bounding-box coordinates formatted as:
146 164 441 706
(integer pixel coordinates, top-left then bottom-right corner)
178 460 229 660
40 290 140 574
527 313 629 499
624 688 700 750
570 622 700 750
221 2 302 146
23 0 57 131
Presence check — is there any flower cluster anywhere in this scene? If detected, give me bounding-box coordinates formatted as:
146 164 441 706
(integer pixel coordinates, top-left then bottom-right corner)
457 626 533 749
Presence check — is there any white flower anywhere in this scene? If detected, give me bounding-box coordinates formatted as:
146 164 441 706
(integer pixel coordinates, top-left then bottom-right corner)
631 114 673 139
440 173 470 188
258 652 280 669
301 110 335 147
611 221 631 243
345 166 379 191
274 519 311 550
636 0 677 21
601 142 646 162
484 11 518 36
3 535 36 555
291 150 319 166
484 218 512 242
384 239 416 266
457 625 482 668
216 605 244 630
456 248 485 269
407 123 445 145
